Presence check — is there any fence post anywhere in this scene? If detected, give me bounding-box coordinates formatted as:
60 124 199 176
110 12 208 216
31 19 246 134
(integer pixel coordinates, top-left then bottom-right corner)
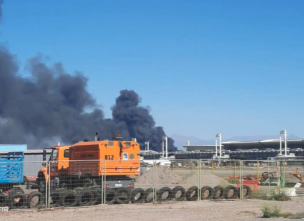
276 161 280 190
234 161 236 183
257 160 260 180
283 161 285 186
45 161 48 208
268 159 271 194
101 160 104 205
197 159 201 201
240 160 243 200
48 161 51 208
44 161 47 208
104 160 107 205
153 160 156 203
211 160 214 174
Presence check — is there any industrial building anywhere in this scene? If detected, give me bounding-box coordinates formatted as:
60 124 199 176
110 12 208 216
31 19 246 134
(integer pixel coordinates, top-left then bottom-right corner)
183 139 304 152
142 139 304 160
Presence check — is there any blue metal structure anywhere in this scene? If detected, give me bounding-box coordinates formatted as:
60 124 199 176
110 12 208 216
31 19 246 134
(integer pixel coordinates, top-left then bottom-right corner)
0 152 24 184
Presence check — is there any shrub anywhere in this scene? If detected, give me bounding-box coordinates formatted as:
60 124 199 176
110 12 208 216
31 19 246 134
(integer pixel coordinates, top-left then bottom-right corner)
272 192 291 201
252 189 291 201
282 212 304 219
261 203 281 218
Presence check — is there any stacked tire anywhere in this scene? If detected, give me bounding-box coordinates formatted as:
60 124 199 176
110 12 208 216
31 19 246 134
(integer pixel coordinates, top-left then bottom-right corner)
60 190 78 207
6 188 26 209
130 188 145 203
201 186 213 200
115 188 131 204
171 186 186 201
157 187 172 202
27 191 45 208
238 185 251 199
224 185 238 199
186 186 198 201
0 193 7 207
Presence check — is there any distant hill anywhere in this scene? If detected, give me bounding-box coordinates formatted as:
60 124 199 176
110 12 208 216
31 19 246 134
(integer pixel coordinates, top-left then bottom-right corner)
170 134 301 150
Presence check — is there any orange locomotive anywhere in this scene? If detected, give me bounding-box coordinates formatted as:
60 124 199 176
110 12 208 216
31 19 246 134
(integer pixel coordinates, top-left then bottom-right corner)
37 134 140 190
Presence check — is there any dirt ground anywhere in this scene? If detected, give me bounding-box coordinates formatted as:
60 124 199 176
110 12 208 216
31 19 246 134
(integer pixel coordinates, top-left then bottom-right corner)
2 196 304 221
136 167 229 190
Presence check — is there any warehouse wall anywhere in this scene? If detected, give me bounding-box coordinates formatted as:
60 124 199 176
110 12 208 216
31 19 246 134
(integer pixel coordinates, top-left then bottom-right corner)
23 153 51 175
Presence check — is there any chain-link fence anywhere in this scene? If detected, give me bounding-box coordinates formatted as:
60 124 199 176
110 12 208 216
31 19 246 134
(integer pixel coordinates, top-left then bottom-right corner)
1 158 304 210
0 161 47 209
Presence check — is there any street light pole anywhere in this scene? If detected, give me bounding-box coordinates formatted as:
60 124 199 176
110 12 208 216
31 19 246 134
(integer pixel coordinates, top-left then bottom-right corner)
216 133 222 158
165 136 168 159
280 130 287 157
215 139 218 157
279 136 282 156
284 129 287 157
162 136 164 158
219 133 222 158
145 141 149 151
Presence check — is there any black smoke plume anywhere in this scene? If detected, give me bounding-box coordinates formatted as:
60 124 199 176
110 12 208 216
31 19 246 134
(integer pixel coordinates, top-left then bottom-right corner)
112 90 176 151
0 2 177 151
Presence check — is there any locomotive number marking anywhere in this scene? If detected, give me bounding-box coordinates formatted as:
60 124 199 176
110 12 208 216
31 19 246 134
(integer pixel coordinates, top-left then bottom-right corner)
105 155 114 160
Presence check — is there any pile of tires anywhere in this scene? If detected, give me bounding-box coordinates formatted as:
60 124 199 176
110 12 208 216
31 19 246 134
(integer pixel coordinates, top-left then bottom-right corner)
130 184 251 203
0 188 45 209
51 186 131 207
57 187 99 207
3 184 251 209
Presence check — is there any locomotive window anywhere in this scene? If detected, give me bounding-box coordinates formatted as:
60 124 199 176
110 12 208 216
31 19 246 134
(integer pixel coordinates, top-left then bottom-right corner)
50 149 58 161
64 149 69 158
108 141 114 146
125 142 131 147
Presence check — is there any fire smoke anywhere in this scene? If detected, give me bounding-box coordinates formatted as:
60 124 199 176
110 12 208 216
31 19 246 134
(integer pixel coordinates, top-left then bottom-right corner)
0 1 177 151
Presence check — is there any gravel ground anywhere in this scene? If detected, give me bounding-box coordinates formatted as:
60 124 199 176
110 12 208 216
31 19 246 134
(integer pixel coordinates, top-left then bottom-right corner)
2 197 304 221
136 167 228 189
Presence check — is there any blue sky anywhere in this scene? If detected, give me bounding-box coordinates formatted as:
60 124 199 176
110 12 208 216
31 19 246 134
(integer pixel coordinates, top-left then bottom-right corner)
0 0 303 140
